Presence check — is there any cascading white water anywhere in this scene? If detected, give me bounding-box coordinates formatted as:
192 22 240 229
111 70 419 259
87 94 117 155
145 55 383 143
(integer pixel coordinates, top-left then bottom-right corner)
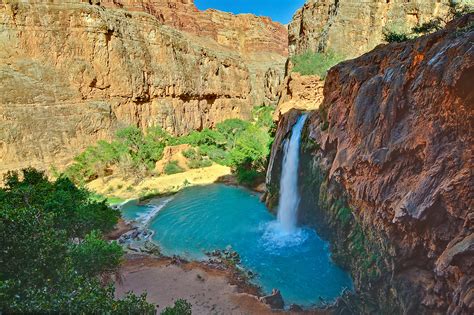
277 114 308 233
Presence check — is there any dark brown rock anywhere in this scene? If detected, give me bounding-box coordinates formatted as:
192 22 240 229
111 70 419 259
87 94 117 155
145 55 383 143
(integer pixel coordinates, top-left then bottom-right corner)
259 288 284 309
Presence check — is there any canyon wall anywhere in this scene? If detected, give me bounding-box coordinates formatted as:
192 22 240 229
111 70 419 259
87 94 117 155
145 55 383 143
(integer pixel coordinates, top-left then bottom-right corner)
276 0 467 126
288 0 468 58
267 15 473 314
0 0 287 173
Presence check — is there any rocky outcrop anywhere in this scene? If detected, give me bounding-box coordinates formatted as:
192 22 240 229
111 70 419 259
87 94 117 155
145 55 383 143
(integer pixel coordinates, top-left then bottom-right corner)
155 144 191 174
259 289 285 310
288 0 469 58
267 15 473 314
273 72 324 119
0 0 287 174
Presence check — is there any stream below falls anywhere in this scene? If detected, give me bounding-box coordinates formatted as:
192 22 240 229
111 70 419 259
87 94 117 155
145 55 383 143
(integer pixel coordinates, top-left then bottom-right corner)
120 184 353 307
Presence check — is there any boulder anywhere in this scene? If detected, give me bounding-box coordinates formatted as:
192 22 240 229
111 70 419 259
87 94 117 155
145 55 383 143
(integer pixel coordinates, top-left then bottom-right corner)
259 289 284 309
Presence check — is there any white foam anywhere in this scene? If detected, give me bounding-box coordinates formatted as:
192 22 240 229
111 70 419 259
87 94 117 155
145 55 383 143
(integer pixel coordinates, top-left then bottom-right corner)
261 221 309 251
136 197 174 226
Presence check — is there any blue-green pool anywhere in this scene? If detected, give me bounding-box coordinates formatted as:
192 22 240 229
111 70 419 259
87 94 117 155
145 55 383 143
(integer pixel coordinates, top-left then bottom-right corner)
121 184 352 307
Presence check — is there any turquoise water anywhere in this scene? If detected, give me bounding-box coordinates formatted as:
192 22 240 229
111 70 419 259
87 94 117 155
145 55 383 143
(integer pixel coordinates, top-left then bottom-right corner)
121 184 352 307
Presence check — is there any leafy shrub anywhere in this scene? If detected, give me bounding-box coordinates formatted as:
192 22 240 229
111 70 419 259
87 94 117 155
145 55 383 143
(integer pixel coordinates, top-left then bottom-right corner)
183 148 213 169
70 230 123 277
182 148 198 159
187 158 212 169
0 168 154 313
291 51 344 78
382 29 411 43
449 0 474 18
235 168 261 185
177 128 226 148
65 126 170 183
161 299 192 315
64 105 276 185
412 18 442 34
164 161 184 175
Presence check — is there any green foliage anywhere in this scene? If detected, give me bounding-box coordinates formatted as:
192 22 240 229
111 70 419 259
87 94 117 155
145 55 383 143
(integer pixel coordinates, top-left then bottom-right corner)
382 29 411 43
177 128 226 148
70 230 123 277
0 168 154 313
336 207 352 228
161 299 192 315
412 18 442 34
291 51 344 78
229 125 272 184
64 105 276 186
187 158 212 169
3 169 119 238
183 148 213 169
449 0 474 18
235 168 261 185
65 126 170 183
252 105 274 129
164 161 185 175
182 148 198 159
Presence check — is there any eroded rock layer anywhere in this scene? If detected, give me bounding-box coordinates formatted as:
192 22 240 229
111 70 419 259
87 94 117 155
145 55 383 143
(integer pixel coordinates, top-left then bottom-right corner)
289 0 466 58
267 15 473 314
0 0 287 173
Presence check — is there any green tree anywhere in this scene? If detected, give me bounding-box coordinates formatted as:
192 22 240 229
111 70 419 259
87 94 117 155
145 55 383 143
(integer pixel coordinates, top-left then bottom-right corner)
161 299 192 315
164 161 185 175
0 169 154 313
71 230 123 277
230 125 272 184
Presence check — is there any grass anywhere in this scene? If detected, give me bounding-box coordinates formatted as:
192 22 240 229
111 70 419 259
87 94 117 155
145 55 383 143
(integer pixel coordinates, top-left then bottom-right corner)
291 51 344 78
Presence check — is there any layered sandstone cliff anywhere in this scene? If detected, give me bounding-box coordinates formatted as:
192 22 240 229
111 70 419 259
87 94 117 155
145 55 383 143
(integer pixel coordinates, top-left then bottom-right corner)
276 0 472 134
0 0 287 173
267 15 473 314
288 0 467 58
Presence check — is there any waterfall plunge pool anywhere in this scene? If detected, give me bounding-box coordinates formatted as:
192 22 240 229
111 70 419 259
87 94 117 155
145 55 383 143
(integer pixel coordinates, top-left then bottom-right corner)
120 184 353 307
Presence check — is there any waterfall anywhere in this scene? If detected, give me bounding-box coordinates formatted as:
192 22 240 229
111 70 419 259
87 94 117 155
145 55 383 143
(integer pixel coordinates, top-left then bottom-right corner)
277 114 308 233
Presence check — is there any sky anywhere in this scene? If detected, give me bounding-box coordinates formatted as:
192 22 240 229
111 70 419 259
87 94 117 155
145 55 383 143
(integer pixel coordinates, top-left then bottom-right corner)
194 0 307 24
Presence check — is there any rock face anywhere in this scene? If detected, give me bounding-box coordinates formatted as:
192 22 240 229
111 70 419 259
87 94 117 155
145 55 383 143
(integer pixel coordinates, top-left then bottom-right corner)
0 0 287 173
259 288 284 309
288 0 465 58
273 72 324 119
267 15 473 314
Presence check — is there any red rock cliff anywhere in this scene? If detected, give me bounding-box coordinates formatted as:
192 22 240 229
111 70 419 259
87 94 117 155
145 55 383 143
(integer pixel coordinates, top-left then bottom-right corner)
267 15 473 314
0 0 288 174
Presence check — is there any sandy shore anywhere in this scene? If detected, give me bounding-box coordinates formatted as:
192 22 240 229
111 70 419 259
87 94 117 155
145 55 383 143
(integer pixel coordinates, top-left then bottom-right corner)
87 164 232 200
115 255 278 315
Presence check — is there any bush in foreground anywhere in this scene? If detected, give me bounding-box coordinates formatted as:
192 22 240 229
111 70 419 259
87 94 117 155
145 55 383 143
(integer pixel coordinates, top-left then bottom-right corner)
0 168 155 313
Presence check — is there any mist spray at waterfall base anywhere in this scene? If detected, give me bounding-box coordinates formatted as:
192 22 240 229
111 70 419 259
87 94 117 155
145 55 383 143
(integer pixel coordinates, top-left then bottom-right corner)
264 114 309 247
